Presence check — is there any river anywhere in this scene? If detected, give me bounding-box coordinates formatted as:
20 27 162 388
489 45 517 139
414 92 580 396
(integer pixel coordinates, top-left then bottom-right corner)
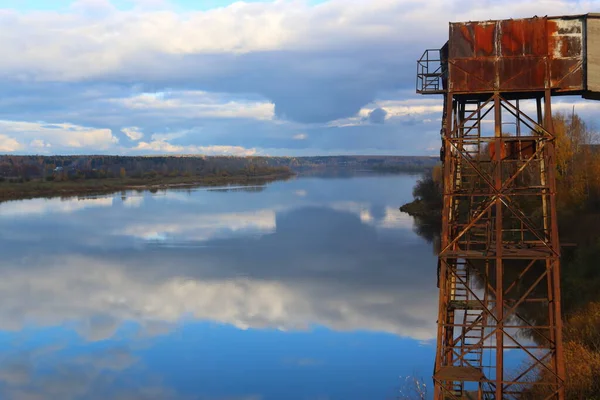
0 172 439 400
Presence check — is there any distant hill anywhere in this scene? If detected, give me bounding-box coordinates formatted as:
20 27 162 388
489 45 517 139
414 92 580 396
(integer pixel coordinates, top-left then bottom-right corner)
265 155 439 172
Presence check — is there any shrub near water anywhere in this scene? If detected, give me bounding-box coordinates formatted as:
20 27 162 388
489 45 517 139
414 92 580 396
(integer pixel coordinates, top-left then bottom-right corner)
563 302 600 399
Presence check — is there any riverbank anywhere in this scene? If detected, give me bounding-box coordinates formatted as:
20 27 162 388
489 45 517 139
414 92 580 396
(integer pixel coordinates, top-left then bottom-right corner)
0 171 294 202
398 171 443 219
399 199 441 218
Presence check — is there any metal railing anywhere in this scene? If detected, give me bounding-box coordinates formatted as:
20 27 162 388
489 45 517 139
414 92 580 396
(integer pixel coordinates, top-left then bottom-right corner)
416 49 446 94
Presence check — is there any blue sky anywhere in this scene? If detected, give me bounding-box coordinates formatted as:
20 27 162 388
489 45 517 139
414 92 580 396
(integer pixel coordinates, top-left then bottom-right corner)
4 0 329 12
5 0 326 11
0 0 598 156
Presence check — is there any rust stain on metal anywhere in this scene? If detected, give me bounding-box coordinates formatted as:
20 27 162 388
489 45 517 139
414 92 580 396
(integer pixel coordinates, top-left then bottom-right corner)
448 16 584 94
500 20 525 55
474 23 495 56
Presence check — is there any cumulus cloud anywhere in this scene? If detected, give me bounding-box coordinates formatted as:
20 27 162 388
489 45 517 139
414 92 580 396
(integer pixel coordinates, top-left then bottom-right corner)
293 133 307 140
3 0 591 81
0 0 599 155
150 131 189 141
133 140 257 156
0 120 118 152
0 134 21 152
30 139 51 148
113 91 275 121
121 126 144 141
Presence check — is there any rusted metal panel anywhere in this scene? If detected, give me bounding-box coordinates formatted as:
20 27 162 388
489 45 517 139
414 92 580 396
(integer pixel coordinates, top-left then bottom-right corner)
447 16 585 94
449 23 475 59
551 59 584 91
500 18 548 56
548 18 584 92
498 57 546 90
450 59 496 92
474 22 497 57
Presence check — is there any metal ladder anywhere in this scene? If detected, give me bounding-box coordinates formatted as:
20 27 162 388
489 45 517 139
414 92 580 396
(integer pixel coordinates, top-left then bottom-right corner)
445 260 487 399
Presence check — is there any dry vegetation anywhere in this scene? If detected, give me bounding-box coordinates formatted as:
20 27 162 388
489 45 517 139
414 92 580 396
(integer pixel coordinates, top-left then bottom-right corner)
562 302 600 399
553 113 600 398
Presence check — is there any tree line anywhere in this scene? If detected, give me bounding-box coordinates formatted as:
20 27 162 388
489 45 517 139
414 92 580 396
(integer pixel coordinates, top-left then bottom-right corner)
0 155 438 183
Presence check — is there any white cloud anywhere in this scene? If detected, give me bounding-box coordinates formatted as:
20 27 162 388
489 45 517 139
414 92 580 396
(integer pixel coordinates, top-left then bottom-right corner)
0 181 439 342
328 96 600 132
0 254 437 341
150 131 189 141
378 206 415 229
369 99 444 119
113 91 275 121
0 134 21 152
133 140 257 156
0 0 599 155
0 0 594 82
0 120 118 150
0 197 114 217
329 201 414 230
328 98 445 127
119 209 277 242
134 139 182 153
30 139 51 148
122 196 144 208
121 126 144 141
293 133 307 140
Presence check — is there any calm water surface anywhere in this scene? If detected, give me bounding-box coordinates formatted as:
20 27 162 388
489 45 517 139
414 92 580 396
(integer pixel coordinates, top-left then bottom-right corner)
0 173 439 400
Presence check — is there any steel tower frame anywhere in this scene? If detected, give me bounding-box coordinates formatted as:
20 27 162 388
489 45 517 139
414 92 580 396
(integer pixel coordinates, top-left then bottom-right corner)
416 12 600 399
431 90 565 399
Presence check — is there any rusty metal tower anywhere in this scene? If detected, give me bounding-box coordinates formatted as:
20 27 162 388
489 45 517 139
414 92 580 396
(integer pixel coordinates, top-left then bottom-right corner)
417 14 600 399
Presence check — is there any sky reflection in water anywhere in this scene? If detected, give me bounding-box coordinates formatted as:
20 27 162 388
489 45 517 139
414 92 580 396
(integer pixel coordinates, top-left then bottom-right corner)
0 174 439 400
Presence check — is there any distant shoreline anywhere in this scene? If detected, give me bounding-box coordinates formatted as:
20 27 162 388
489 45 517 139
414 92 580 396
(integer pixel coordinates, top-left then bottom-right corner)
0 171 295 203
0 153 440 203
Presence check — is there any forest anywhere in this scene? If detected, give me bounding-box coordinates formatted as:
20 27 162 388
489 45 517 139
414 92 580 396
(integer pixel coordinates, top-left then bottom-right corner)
0 154 438 181
0 155 437 201
401 111 600 399
0 155 293 201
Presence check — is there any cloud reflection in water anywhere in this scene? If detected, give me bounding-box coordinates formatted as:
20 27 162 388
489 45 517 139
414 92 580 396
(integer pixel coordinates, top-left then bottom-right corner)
0 174 438 399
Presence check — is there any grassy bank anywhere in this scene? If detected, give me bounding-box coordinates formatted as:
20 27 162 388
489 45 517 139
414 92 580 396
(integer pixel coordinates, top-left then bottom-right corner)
0 170 294 202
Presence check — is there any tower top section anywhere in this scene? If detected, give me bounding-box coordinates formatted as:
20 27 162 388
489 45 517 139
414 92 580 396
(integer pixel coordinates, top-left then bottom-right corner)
417 13 600 100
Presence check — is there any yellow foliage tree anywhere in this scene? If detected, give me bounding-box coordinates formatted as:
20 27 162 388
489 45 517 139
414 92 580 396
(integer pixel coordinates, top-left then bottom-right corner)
553 111 600 210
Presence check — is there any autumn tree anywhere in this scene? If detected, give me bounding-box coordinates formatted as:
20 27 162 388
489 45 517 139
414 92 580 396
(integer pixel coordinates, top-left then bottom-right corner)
553 111 600 210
